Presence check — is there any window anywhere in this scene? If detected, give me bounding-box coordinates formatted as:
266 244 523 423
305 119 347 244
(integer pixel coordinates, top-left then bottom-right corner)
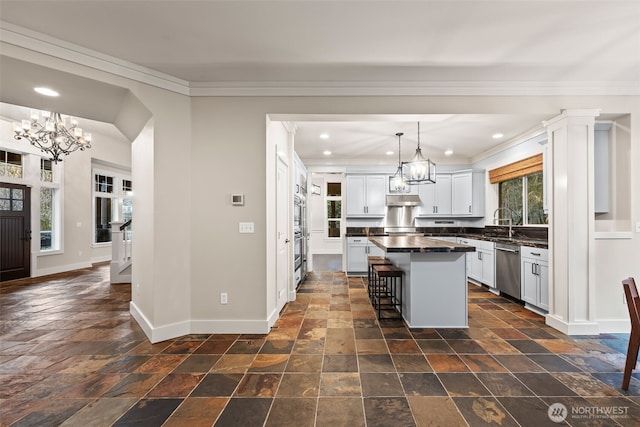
39 157 60 251
93 169 132 244
499 172 547 225
326 182 342 238
0 150 23 178
41 158 53 182
491 153 547 226
40 187 54 250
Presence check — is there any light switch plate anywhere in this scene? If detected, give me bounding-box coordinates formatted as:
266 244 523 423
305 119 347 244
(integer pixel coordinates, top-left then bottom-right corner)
239 222 254 233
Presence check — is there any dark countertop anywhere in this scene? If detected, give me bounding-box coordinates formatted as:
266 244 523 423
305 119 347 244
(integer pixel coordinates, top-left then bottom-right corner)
368 235 477 253
346 226 548 249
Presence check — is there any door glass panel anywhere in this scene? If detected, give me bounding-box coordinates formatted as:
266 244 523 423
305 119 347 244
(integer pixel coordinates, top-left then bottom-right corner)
12 201 23 211
12 189 23 200
95 197 113 242
327 182 341 197
0 199 9 210
0 188 9 198
328 220 341 238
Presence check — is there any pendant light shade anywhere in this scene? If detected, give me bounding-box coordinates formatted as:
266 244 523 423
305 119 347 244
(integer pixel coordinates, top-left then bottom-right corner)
391 132 407 192
403 122 436 184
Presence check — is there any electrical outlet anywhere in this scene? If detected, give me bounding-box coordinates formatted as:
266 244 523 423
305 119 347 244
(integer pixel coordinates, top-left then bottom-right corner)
239 222 254 233
220 292 228 304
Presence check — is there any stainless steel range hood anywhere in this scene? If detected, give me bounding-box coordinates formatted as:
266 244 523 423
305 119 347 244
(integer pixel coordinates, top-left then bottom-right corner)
386 195 421 207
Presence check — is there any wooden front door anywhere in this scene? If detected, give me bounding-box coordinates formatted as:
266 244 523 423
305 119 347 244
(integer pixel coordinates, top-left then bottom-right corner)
1 183 31 281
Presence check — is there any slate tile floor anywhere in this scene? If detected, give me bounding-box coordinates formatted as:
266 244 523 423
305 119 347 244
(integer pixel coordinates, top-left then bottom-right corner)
1 265 640 426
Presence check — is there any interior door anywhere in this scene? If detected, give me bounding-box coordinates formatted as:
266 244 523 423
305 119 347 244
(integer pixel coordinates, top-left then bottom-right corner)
1 183 31 281
276 157 290 311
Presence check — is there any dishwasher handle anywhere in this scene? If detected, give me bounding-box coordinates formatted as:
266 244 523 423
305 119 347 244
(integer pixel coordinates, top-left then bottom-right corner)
495 247 520 254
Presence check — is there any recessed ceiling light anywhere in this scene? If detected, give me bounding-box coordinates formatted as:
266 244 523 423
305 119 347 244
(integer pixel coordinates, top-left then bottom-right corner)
34 87 59 97
386 151 394 155
320 133 330 139
444 149 454 156
323 150 332 155
492 133 504 139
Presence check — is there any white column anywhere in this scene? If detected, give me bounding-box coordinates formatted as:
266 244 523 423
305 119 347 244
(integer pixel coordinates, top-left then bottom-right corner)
110 220 124 282
543 109 600 335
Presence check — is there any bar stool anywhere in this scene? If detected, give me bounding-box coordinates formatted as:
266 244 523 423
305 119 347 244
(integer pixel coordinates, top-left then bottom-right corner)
371 264 403 320
367 256 392 299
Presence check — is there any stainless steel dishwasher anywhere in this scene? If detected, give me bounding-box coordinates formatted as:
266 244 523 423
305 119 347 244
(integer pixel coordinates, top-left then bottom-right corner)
495 242 521 299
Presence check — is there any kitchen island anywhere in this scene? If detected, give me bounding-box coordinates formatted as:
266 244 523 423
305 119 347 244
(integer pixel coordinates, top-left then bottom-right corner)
368 235 475 328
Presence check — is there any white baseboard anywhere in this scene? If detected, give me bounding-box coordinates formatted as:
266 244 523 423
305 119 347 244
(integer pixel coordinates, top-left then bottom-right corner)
546 314 600 335
91 255 112 264
130 301 190 343
34 261 92 278
191 319 271 335
595 319 631 334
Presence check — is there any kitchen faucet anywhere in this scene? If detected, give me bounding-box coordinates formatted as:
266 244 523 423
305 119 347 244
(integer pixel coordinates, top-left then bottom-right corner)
493 207 514 239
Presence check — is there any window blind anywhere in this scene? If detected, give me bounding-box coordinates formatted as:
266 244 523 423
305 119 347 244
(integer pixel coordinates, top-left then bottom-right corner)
489 153 543 184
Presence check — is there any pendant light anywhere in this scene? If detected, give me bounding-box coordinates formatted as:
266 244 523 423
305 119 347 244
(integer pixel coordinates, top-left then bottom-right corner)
391 132 407 192
403 122 436 184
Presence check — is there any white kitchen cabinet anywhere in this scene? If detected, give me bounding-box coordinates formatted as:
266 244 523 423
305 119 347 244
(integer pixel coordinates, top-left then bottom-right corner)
346 175 386 217
451 172 472 215
521 246 549 311
346 236 384 275
417 174 451 216
460 238 495 288
418 170 484 217
451 170 485 216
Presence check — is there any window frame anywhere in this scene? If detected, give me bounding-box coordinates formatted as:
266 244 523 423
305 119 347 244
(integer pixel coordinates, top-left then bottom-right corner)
325 181 342 239
92 167 132 247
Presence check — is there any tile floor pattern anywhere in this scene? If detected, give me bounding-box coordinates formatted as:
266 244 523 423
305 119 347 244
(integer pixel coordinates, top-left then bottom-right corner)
1 265 640 426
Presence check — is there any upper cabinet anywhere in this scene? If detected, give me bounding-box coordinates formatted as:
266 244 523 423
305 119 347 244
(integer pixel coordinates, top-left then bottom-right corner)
417 174 451 216
418 170 485 218
346 175 386 217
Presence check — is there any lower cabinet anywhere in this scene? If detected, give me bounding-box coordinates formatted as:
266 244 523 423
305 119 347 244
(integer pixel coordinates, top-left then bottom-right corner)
458 238 495 288
346 237 384 275
521 246 549 311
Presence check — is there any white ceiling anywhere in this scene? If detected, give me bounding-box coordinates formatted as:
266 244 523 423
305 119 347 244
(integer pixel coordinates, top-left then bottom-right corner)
0 1 638 165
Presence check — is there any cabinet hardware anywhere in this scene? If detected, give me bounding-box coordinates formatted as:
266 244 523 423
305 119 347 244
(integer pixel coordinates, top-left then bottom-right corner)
532 263 536 275
531 252 541 256
469 205 472 213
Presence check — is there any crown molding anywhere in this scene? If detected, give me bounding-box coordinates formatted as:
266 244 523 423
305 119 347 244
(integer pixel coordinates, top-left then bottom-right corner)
0 21 190 95
2 21 639 98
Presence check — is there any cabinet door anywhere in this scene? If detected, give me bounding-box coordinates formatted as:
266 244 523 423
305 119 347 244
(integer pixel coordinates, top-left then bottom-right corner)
346 176 366 216
538 262 549 310
365 175 387 216
470 252 483 282
368 243 385 258
481 249 495 287
451 172 472 215
434 174 452 215
417 182 436 215
521 259 538 305
346 243 368 272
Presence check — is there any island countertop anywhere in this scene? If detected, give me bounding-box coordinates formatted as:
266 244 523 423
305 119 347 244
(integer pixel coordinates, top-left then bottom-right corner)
368 235 477 253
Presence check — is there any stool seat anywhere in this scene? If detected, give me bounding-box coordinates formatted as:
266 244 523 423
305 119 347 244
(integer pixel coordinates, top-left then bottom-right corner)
373 264 402 277
367 257 393 299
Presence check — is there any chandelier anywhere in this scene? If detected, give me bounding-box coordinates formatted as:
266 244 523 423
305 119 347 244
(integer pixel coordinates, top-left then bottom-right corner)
390 132 407 192
14 110 92 164
403 122 436 184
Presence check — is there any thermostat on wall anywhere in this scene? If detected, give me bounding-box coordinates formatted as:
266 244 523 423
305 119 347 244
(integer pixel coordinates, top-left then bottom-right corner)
231 194 245 206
